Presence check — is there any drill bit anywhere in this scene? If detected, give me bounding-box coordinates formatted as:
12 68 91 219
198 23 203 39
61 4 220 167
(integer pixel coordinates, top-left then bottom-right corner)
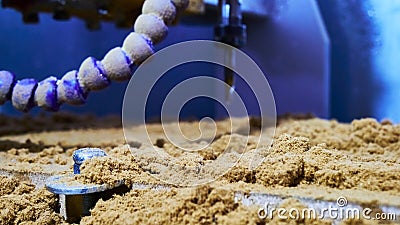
215 0 247 102
224 68 235 103
224 47 236 103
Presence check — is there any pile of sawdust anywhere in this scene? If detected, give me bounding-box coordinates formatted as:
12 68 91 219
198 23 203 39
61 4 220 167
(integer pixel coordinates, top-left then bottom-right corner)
73 118 400 195
0 115 399 224
81 185 384 225
81 185 264 225
273 118 400 193
75 145 157 186
0 175 35 196
0 176 63 224
6 146 70 165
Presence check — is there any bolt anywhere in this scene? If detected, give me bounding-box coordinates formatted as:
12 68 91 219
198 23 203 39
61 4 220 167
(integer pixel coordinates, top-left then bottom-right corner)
46 148 128 223
73 148 107 174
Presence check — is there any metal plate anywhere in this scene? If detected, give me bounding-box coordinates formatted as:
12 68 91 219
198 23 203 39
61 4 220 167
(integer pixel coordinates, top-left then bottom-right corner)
45 174 124 195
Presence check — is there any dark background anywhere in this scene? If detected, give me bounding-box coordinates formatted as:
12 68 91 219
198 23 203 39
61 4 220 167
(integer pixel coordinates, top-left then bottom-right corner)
0 0 399 123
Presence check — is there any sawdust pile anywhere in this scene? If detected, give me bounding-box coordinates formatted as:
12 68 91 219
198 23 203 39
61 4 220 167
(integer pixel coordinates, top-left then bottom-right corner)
273 118 400 192
6 146 70 165
81 185 384 225
0 176 63 224
75 117 400 195
0 115 399 224
81 185 333 225
80 185 260 225
75 145 157 186
222 118 400 194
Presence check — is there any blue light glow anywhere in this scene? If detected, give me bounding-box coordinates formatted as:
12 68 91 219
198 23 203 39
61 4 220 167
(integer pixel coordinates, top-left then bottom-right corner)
370 0 400 122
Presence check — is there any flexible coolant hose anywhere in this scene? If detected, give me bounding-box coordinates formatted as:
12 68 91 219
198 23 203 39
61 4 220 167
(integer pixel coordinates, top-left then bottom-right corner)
0 0 189 112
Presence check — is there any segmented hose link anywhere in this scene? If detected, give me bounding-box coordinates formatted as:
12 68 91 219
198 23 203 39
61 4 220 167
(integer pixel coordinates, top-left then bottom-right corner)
0 0 189 112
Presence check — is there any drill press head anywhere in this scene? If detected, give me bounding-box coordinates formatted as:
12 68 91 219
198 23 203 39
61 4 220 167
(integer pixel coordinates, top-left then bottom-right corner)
214 0 247 48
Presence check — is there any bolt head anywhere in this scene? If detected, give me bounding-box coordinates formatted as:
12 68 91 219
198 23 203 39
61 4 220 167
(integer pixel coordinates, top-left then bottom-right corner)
72 148 107 165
